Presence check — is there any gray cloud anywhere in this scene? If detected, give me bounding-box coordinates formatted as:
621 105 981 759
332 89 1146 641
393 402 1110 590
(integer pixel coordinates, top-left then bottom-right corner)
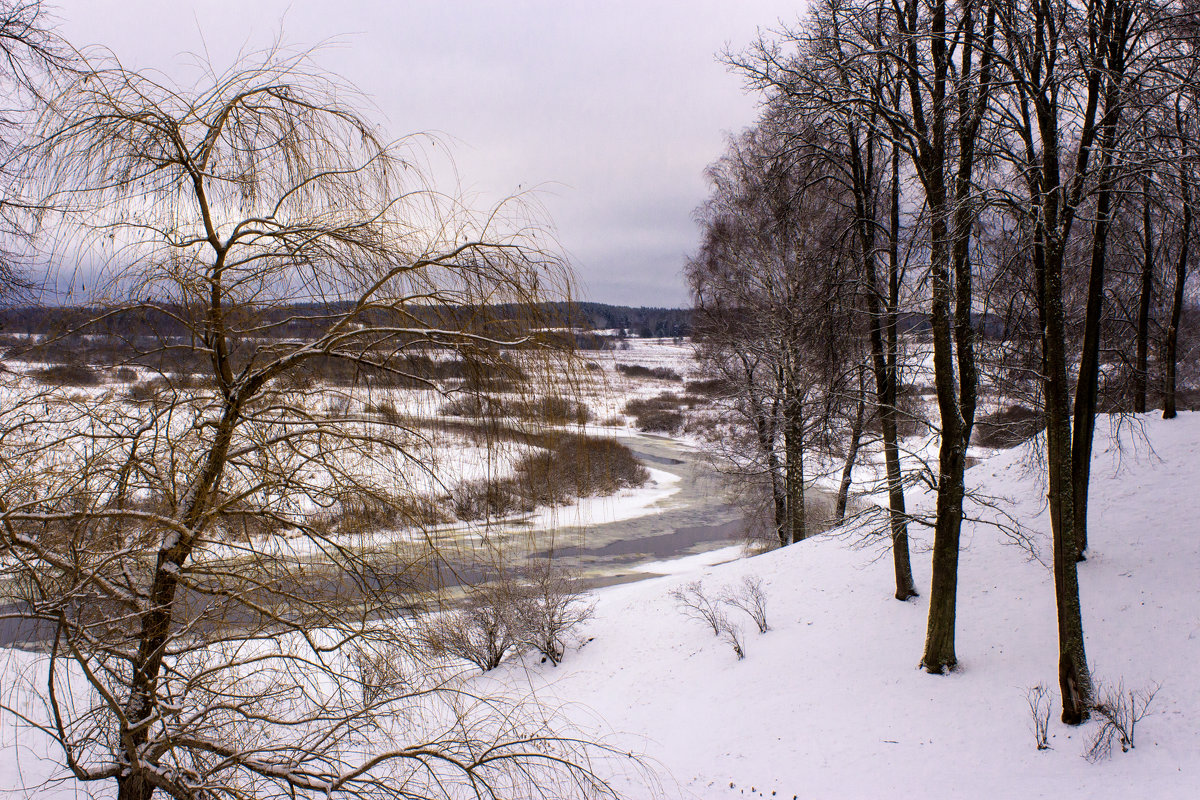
54 1 802 306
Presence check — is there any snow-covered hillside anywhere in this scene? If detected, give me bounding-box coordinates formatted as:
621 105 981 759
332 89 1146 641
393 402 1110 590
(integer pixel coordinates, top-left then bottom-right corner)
3 413 1196 799
500 412 1200 799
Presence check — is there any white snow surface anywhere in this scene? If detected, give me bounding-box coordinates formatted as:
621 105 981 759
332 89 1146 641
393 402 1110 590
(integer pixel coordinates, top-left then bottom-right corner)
3 412 1198 798
498 412 1200 799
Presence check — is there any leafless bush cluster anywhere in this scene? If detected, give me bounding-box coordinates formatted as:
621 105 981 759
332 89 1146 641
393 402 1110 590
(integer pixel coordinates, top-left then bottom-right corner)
425 583 524 672
440 393 592 424
671 576 770 659
452 433 648 521
721 576 769 633
31 362 100 386
348 638 410 709
516 559 596 665
615 363 682 381
1026 684 1053 751
624 392 687 433
424 561 593 671
1084 680 1161 762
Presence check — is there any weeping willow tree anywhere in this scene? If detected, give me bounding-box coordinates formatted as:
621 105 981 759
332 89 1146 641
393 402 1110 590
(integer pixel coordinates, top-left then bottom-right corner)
0 47 629 800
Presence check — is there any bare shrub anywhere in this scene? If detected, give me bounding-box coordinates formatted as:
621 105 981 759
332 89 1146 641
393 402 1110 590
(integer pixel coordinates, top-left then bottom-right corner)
624 392 685 433
441 393 591 424
1085 680 1161 762
975 405 1046 449
514 434 648 504
450 434 647 522
348 639 409 709
1026 684 1053 751
424 583 525 672
440 393 504 418
513 559 594 666
669 580 725 636
684 377 731 396
721 576 769 633
321 490 448 535
616 362 682 381
718 616 746 660
32 362 100 386
112 366 138 383
450 478 531 521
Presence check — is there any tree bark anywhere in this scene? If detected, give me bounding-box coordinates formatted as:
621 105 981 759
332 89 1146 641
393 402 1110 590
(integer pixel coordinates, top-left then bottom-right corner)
835 368 868 522
1134 172 1154 413
1164 165 1191 419
784 370 806 542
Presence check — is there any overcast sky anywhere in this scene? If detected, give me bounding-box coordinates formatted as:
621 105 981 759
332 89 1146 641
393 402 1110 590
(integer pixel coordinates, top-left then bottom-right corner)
53 1 804 307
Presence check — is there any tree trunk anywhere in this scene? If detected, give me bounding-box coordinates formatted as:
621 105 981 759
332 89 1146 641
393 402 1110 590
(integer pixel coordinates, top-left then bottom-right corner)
1134 173 1154 413
835 369 867 522
784 375 806 542
1165 146 1192 420
116 774 155 800
884 141 918 601
1040 227 1094 723
921 202 964 674
1164 206 1190 420
853 131 917 600
1071 34 1125 559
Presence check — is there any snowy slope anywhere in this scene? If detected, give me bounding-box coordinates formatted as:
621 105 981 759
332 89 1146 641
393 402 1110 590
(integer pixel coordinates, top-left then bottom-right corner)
498 412 1200 799
2 413 1197 798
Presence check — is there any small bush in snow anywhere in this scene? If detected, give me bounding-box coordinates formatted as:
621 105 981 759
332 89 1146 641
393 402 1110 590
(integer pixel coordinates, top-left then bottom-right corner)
718 616 746 660
348 639 408 709
513 559 594 666
721 576 769 633
1026 684 1053 751
1084 680 1161 762
423 583 524 672
670 580 726 636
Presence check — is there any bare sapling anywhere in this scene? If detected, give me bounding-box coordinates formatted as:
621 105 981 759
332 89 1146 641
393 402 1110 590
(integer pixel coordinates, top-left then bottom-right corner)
718 616 746 660
1026 684 1053 751
1085 679 1162 762
670 580 725 636
721 575 769 633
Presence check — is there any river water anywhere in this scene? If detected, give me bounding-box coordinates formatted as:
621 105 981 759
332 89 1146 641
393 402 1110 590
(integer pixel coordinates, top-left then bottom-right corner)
0 433 753 647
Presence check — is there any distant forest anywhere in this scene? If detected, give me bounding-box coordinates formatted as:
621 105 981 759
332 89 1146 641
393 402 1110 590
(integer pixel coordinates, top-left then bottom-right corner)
0 302 692 375
0 301 690 339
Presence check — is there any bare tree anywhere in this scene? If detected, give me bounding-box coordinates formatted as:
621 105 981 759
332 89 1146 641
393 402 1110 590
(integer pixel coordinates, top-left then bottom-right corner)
0 48 624 800
730 9 921 600
0 0 73 298
688 123 864 548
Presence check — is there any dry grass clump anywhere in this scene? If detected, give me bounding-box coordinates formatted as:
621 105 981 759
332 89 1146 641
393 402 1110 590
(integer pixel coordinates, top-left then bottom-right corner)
624 392 686 433
616 362 682 381
440 394 591 425
451 433 648 521
974 404 1045 449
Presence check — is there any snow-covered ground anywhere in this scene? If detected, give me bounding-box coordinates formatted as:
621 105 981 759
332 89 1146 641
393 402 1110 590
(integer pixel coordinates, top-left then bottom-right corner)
4 330 1195 798
484 411 1200 799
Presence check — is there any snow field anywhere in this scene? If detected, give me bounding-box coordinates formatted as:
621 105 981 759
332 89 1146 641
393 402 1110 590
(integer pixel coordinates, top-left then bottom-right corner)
484 412 1200 799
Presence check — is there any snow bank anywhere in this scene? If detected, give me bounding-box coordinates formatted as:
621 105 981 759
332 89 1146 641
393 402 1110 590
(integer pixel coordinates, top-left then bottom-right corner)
498 412 1200 799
